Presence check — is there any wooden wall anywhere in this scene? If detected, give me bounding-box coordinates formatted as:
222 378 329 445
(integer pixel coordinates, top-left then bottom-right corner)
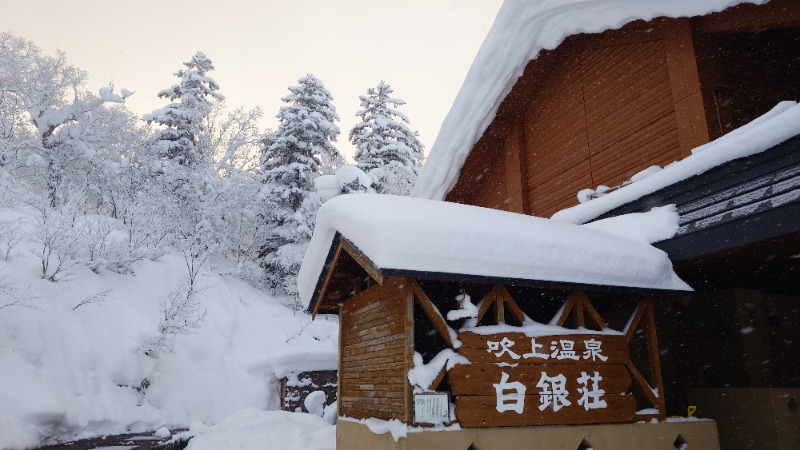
446 1 800 218
339 278 413 422
447 19 706 217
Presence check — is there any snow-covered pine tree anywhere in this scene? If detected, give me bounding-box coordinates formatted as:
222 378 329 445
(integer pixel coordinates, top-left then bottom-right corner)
350 81 424 195
144 52 223 168
260 74 341 210
259 74 341 299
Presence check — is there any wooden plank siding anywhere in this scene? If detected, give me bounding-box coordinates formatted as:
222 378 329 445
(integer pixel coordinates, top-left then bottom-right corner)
339 278 411 421
446 18 709 218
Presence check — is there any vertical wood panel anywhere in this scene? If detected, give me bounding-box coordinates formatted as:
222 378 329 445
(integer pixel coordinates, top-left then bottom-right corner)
580 39 682 190
504 122 526 214
664 18 710 157
339 278 411 422
523 45 591 216
449 17 718 218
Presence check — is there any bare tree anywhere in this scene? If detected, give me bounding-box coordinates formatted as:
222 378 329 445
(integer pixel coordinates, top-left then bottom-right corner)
72 287 113 310
30 199 87 281
0 217 24 260
0 269 37 310
139 281 208 357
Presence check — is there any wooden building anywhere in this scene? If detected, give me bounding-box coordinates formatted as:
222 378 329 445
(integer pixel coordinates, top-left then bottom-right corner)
416 0 800 218
300 195 719 449
411 1 800 449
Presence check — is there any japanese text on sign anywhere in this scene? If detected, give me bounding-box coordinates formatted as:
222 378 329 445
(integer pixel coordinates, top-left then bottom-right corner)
486 337 609 361
486 336 610 414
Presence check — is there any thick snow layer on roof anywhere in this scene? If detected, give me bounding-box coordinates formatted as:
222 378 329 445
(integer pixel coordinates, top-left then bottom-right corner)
298 195 690 309
412 0 763 202
553 101 800 224
267 317 338 378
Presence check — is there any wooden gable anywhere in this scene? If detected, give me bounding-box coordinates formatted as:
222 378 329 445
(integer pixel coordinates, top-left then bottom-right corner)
446 0 800 218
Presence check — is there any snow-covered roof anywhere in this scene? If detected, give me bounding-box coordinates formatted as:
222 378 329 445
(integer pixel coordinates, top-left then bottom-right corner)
298 195 690 310
553 101 800 224
411 0 763 202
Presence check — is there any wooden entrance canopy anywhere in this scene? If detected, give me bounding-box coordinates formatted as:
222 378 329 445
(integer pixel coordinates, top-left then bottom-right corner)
299 194 692 429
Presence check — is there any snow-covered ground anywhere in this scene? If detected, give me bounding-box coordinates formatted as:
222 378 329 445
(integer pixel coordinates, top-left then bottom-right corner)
0 206 338 450
182 409 334 450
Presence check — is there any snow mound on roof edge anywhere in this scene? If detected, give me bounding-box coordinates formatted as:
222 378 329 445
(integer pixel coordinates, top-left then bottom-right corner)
298 195 690 310
412 0 764 202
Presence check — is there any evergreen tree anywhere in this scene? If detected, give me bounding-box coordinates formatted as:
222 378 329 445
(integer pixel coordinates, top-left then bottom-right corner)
260 74 341 209
144 52 223 168
350 81 424 195
259 74 341 298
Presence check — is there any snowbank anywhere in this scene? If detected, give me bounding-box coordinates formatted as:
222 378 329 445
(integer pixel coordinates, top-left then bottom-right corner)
268 320 339 379
298 195 690 310
554 102 800 224
0 206 334 449
412 0 764 202
184 408 334 450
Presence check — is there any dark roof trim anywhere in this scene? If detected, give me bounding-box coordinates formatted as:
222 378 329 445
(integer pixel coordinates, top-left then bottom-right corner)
596 134 800 262
596 134 800 221
655 200 800 261
380 268 689 297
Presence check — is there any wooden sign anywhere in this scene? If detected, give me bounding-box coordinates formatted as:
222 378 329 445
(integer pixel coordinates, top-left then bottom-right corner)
449 332 637 428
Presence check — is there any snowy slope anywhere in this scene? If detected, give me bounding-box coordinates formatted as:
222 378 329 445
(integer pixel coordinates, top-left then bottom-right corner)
412 0 764 202
0 206 337 449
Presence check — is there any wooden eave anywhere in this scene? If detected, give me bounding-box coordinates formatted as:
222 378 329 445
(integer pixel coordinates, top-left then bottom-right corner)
308 234 383 317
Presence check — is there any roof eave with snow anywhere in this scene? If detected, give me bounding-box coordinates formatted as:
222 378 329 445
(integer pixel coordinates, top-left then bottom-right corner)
411 0 764 202
299 195 691 312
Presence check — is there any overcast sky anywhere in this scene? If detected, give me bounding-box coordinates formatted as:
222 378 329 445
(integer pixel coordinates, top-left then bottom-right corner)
2 0 503 160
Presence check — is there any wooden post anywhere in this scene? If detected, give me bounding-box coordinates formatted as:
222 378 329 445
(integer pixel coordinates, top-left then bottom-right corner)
495 294 505 324
663 18 710 156
403 279 415 424
644 297 667 418
623 296 666 419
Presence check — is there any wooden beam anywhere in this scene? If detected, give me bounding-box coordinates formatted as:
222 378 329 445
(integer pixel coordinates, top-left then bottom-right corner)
643 297 667 418
575 296 586 328
624 302 646 342
411 280 456 349
553 291 579 326
403 280 415 424
581 295 608 330
311 242 343 318
475 288 498 324
663 18 710 157
625 361 660 408
429 364 448 392
495 292 505 324
495 284 528 324
340 238 384 286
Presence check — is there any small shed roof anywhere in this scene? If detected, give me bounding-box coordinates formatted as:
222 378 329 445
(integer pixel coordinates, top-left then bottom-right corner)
298 195 691 311
411 0 761 202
